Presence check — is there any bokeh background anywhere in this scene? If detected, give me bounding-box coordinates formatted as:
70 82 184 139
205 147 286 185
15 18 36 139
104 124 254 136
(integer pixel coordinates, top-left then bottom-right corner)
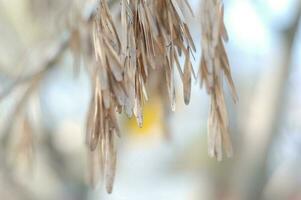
0 0 300 200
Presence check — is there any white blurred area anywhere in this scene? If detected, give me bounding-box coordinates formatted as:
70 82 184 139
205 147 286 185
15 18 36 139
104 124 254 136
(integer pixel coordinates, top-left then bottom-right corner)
0 0 301 200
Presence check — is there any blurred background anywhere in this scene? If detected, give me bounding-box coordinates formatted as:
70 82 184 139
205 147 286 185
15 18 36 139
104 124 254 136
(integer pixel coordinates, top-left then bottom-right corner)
0 0 300 199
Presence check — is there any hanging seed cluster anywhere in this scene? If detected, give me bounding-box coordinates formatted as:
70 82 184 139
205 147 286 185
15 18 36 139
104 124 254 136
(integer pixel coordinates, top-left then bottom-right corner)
85 0 237 193
199 0 237 161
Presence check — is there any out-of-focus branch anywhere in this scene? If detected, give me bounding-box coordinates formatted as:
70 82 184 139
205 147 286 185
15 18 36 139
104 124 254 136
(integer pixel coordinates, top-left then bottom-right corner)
0 31 71 153
0 0 102 144
0 0 103 101
0 32 70 101
0 1 101 195
229 3 301 200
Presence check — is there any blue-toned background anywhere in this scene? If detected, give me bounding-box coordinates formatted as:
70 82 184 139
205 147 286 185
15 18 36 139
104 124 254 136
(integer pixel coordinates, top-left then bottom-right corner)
0 0 300 199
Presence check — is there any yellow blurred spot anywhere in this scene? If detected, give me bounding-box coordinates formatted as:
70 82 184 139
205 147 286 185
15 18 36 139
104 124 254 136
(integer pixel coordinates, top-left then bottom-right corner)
126 98 163 137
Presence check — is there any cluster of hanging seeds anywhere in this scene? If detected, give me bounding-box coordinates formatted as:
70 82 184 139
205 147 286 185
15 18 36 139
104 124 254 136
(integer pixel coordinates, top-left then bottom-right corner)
85 0 237 193
199 0 238 161
86 0 121 193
